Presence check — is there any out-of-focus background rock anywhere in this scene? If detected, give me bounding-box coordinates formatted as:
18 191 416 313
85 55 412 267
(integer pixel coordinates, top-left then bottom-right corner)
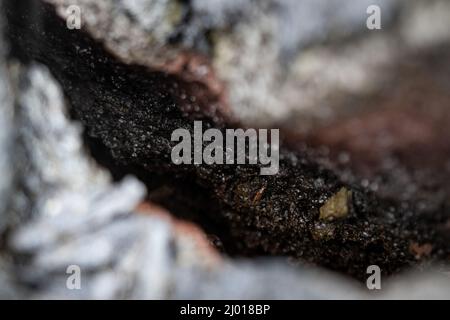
1 0 450 299
47 0 450 126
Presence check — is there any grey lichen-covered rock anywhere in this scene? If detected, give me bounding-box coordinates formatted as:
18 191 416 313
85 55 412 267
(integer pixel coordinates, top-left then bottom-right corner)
7 64 214 299
174 261 362 299
9 64 162 298
7 64 125 293
175 261 450 300
0 259 19 299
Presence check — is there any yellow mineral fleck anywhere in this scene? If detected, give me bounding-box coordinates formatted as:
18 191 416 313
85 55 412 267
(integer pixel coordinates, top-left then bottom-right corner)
319 187 352 220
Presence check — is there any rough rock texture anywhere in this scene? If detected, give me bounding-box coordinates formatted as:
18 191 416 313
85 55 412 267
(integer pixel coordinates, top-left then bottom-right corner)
175 262 450 300
1 0 450 299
